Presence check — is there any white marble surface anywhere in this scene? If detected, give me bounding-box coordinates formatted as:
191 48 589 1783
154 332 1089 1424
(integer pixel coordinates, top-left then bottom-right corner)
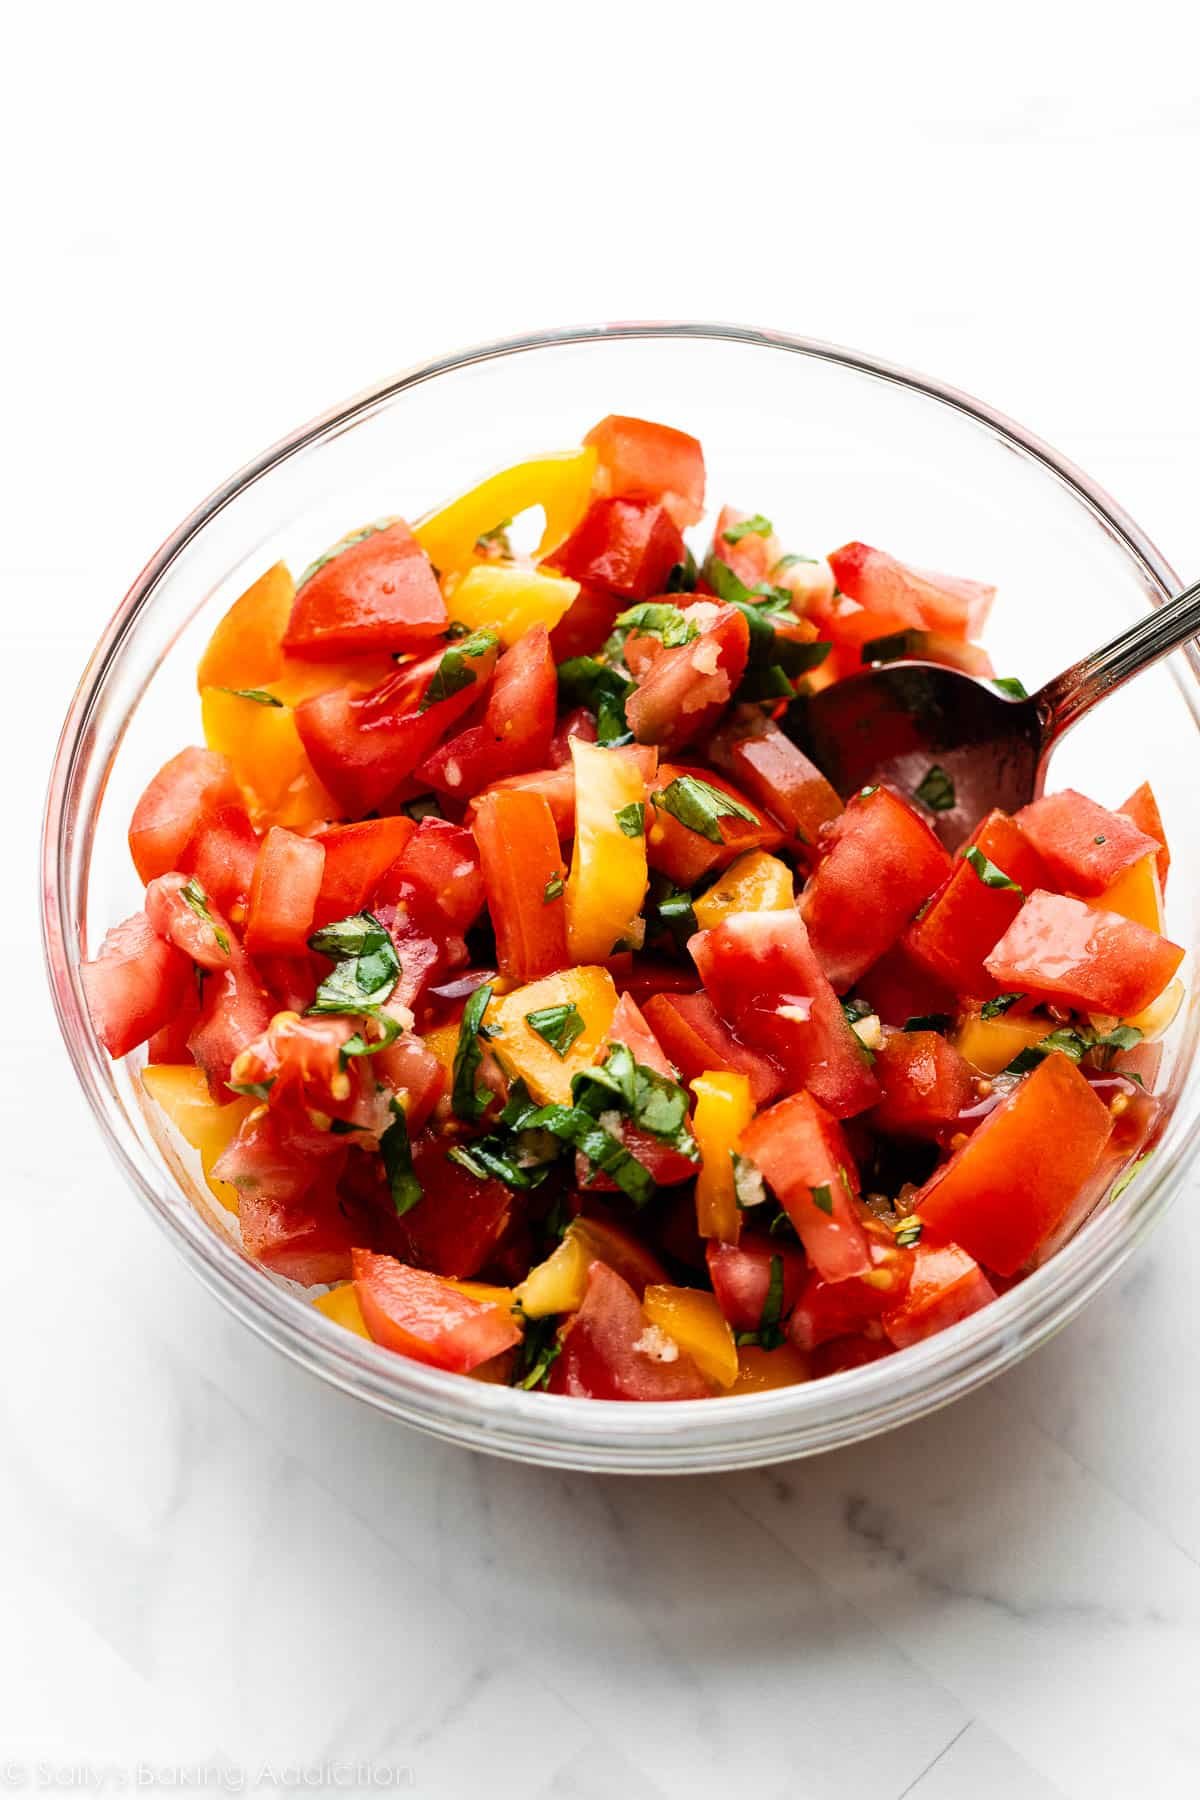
7 34 1200 1795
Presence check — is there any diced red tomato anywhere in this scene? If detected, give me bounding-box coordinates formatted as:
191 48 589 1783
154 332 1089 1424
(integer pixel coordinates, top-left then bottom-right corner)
1014 789 1162 897
296 635 499 814
376 817 485 941
626 603 750 753
128 747 239 884
1119 781 1170 886
707 506 780 588
615 960 702 1008
710 713 843 859
548 584 625 661
283 521 446 659
312 817 416 926
144 872 233 971
81 911 193 1058
853 942 959 1030
811 1335 895 1377
584 415 706 528
739 1091 871 1281
828 542 995 640
642 990 785 1108
147 976 202 1063
868 1030 975 1140
372 1034 445 1132
800 786 953 991
984 889 1184 1017
904 809 1050 997
830 613 995 682
789 1218 914 1350
180 803 260 920
646 762 784 887
546 498 684 602
576 993 699 1192
472 788 568 984
548 705 597 765
546 1261 711 1399
469 765 576 840
389 1132 516 1279
706 1235 807 1334
244 827 325 955
353 1249 522 1372
187 944 274 1099
690 910 879 1118
916 1051 1115 1275
418 625 556 797
882 1242 997 1347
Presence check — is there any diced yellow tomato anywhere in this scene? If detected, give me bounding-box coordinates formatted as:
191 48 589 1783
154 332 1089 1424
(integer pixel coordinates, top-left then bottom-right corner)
413 448 597 575
690 1071 753 1243
566 739 651 964
729 1344 811 1393
692 850 794 932
955 1011 1051 1076
487 966 618 1105
1090 852 1165 934
196 561 294 690
421 1021 462 1088
141 1064 254 1213
443 563 579 647
444 1280 518 1310
515 1227 593 1317
312 1283 371 1338
1125 975 1184 1040
200 687 338 830
643 1284 738 1388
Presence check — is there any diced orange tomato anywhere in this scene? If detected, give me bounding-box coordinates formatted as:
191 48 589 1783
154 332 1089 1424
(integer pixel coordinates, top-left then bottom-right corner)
197 562 295 689
486 965 618 1104
312 1283 371 1338
200 687 338 830
642 1285 738 1387
140 1064 254 1212
472 789 568 984
692 851 794 932
954 1008 1053 1076
728 1344 811 1393
690 1071 753 1243
1089 852 1164 934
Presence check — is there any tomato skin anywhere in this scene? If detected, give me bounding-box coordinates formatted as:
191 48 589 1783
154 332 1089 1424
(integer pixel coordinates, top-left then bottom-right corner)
811 1334 894 1377
296 638 498 814
546 498 685 601
882 1242 997 1347
739 1091 871 1282
390 1132 516 1278
372 1034 445 1133
646 763 784 887
984 889 1184 1017
1120 781 1169 887
548 584 625 661
187 944 274 1099
916 1052 1115 1276
128 747 239 884
1014 789 1162 897
144 872 234 971
81 911 193 1058
853 941 958 1030
472 788 568 984
706 1235 807 1334
690 910 879 1118
642 991 785 1107
584 415 706 528
546 1261 711 1400
868 1030 976 1141
904 809 1050 997
180 803 261 920
626 604 750 753
283 521 446 659
377 817 484 940
789 1219 914 1350
352 1249 522 1372
828 541 995 640
548 705 597 766
800 786 953 992
710 713 843 860
312 817 416 926
245 827 326 955
469 765 576 840
417 625 557 797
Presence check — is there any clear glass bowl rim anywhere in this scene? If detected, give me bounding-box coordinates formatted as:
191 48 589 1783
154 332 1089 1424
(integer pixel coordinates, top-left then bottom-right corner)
40 319 1200 1474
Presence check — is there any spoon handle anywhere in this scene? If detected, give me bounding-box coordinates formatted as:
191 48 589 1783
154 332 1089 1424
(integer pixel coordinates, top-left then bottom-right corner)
1037 573 1200 741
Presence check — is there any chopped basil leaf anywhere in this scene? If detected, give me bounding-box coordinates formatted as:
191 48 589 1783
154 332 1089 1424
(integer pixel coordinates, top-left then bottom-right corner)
993 676 1029 700
228 1078 272 1101
736 1252 787 1349
518 1101 657 1206
340 1012 403 1062
476 517 513 551
614 801 645 839
571 1043 698 1160
653 880 697 949
859 786 879 799
525 1002 586 1059
773 552 817 571
216 686 284 707
557 655 635 746
298 521 389 589
706 556 830 698
894 1217 923 1249
652 774 758 844
451 982 495 1121
811 1184 834 1216
308 911 401 1015
419 628 497 713
981 992 1024 1020
512 1313 563 1389
1004 1022 1143 1076
904 1013 953 1033
448 1140 534 1190
861 630 923 665
1094 834 1107 846
841 996 875 1024
543 873 565 904
964 846 1024 895
914 764 956 814
608 602 697 654
723 513 774 545
180 876 230 956
380 1101 422 1216
1111 1150 1153 1202
664 547 699 593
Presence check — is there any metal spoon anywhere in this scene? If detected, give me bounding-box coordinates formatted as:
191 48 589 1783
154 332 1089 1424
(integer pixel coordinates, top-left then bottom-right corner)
783 576 1200 846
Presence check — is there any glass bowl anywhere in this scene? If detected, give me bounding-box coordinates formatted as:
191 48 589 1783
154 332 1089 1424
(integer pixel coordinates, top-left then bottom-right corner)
41 322 1200 1473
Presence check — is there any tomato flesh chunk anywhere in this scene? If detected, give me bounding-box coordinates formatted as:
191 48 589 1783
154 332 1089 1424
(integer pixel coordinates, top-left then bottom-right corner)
828 541 995 640
739 1091 871 1281
869 1029 975 1141
584 415 706 528
353 1249 522 1372
904 809 1050 998
642 990 785 1108
546 497 684 601
882 1242 996 1347
1014 789 1162 896
984 889 1184 1017
546 1261 711 1399
283 520 446 659
82 911 193 1058
706 1235 807 1334
128 747 239 884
